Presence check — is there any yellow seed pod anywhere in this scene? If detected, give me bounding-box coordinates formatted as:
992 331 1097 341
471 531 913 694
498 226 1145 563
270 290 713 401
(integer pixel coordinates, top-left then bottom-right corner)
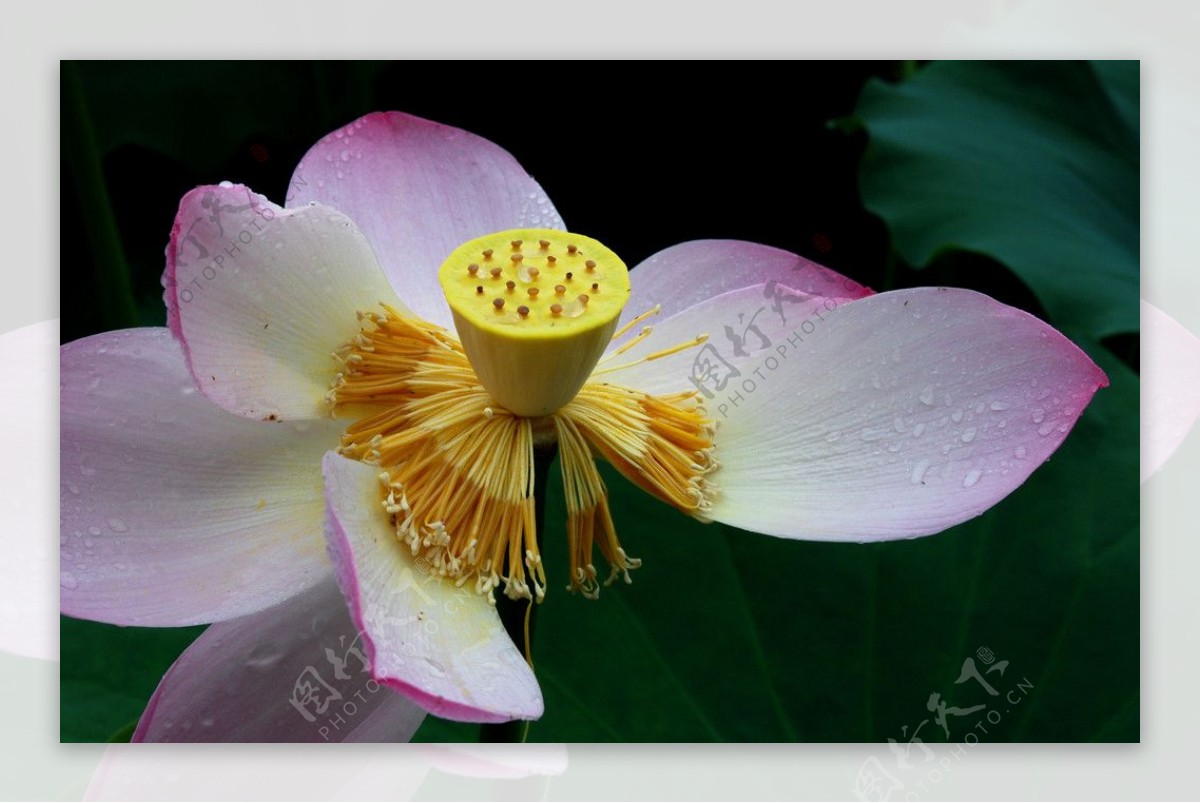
438 228 631 417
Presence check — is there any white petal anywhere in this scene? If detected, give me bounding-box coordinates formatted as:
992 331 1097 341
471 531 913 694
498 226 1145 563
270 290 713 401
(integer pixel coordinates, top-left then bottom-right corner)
323 452 543 722
165 183 407 421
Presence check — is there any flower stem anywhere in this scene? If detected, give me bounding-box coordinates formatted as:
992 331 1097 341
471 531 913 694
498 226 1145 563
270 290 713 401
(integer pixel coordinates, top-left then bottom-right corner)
480 441 557 743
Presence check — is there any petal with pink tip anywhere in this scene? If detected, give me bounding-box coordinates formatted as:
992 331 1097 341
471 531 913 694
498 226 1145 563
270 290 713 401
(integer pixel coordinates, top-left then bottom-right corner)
322 452 543 723
619 240 871 332
134 577 425 742
703 288 1108 540
289 112 565 328
1142 300 1200 482
165 183 406 421
61 328 343 626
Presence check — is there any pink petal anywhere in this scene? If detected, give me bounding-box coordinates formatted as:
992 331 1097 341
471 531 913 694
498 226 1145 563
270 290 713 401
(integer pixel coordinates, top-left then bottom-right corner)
165 183 405 421
134 577 426 742
322 452 543 723
1142 300 1200 482
620 240 872 330
61 328 343 626
288 112 565 328
0 320 58 660
702 287 1108 540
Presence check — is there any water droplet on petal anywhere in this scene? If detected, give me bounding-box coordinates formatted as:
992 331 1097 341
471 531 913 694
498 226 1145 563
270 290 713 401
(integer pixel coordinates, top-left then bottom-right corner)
961 427 977 444
107 518 128 533
61 571 78 590
963 469 982 488
919 385 935 406
1014 446 1027 459
910 459 931 485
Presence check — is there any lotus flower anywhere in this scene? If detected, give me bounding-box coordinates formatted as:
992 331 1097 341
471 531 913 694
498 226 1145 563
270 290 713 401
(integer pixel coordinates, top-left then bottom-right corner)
59 111 1108 741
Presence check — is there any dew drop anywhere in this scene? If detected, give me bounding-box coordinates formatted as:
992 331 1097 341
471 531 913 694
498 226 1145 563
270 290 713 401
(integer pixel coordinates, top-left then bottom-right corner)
919 385 935 406
87 525 102 537
951 409 963 423
1038 422 1056 436
340 149 350 161
961 427 977 444
893 416 907 433
990 401 1009 411
107 518 128 533
963 469 982 488
1032 408 1045 424
911 423 926 438
910 459 931 485
61 571 78 590
1014 446 1027 459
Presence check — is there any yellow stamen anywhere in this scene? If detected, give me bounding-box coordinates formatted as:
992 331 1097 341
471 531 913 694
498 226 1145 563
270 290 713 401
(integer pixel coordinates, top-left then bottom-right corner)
591 333 710 376
332 306 545 604
610 304 662 341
